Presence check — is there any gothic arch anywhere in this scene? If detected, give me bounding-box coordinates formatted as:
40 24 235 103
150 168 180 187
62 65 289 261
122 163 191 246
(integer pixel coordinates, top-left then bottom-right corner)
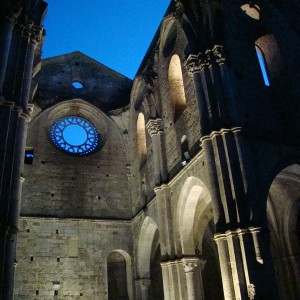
176 176 211 255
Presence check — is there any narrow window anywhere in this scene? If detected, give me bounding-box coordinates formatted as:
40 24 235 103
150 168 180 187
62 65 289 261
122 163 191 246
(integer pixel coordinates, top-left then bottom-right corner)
137 113 147 161
255 45 270 86
168 54 187 121
24 148 34 165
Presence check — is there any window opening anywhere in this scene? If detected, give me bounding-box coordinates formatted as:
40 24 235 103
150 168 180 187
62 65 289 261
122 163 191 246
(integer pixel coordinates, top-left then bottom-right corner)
50 115 100 156
72 81 83 89
24 148 34 164
137 113 147 161
240 4 261 20
255 45 270 86
168 54 187 121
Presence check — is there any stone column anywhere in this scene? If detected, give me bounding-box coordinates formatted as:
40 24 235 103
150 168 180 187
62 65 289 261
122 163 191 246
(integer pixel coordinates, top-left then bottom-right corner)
0 9 19 94
214 233 235 300
146 118 164 185
154 185 175 259
212 45 239 125
20 25 41 109
182 257 199 300
0 2 46 298
139 278 151 300
186 53 211 135
161 261 171 300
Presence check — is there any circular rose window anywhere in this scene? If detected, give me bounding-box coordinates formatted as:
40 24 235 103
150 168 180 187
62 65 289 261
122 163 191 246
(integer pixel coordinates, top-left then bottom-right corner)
50 115 100 155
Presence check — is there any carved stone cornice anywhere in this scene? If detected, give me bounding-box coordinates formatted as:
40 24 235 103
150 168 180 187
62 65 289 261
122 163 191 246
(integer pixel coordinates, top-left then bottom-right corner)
146 118 163 136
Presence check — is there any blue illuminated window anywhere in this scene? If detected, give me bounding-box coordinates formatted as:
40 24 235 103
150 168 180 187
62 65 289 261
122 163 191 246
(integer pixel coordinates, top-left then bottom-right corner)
72 81 83 89
50 116 100 155
255 45 270 86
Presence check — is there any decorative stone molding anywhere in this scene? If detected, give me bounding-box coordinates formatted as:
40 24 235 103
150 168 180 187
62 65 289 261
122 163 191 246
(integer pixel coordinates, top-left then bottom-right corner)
181 257 199 273
146 118 163 136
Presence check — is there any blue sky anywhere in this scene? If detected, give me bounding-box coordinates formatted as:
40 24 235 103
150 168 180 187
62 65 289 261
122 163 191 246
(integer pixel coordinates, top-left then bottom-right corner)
42 0 171 79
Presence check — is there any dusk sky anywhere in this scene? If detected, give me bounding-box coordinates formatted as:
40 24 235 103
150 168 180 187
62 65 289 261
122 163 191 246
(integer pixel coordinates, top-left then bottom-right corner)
42 0 171 79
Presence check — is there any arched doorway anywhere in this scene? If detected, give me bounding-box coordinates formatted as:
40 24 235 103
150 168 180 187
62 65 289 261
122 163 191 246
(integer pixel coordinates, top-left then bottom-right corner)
107 250 133 300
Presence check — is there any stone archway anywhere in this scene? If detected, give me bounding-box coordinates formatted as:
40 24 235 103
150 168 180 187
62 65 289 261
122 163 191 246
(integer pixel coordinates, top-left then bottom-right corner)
107 250 133 300
267 164 300 300
137 217 163 300
176 176 222 299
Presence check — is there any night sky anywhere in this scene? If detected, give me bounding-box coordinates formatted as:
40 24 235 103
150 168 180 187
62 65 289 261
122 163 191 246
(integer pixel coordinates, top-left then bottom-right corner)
42 0 171 79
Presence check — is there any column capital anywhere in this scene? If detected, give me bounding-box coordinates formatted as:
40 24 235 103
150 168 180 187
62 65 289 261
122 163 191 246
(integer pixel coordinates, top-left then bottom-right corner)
212 45 226 65
173 0 184 18
1 7 22 24
181 257 199 273
30 25 43 45
186 52 211 76
146 118 163 136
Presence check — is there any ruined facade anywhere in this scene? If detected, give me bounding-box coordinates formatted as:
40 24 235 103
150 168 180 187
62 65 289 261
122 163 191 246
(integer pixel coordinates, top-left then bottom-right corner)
0 0 300 299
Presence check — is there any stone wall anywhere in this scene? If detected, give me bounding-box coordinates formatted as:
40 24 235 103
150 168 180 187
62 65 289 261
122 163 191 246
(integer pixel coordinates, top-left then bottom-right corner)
21 100 130 219
15 217 133 300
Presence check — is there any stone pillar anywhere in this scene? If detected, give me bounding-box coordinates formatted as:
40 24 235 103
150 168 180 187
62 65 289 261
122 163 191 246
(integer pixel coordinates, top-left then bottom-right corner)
139 278 151 300
146 118 164 185
0 2 46 298
215 228 279 300
214 233 235 300
155 185 175 259
161 261 171 300
0 10 19 94
182 257 199 300
20 25 41 109
186 53 211 135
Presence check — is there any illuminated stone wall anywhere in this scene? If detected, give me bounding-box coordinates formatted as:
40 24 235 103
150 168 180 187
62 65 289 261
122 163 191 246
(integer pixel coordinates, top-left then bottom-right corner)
14 218 133 300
